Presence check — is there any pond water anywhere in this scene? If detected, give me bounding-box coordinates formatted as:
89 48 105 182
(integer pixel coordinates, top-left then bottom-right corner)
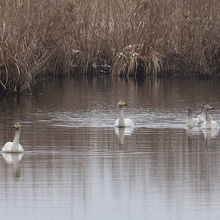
0 77 220 220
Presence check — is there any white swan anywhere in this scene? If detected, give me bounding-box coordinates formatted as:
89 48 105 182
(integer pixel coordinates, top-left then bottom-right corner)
187 106 198 127
114 100 134 127
202 108 219 130
2 122 24 153
195 103 213 124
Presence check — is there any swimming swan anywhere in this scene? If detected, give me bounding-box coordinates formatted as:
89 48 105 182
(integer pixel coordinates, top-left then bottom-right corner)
202 108 219 130
114 100 134 127
2 123 24 153
187 106 197 127
195 103 213 124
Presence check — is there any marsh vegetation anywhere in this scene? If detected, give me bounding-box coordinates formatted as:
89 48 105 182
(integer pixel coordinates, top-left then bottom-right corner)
0 0 220 93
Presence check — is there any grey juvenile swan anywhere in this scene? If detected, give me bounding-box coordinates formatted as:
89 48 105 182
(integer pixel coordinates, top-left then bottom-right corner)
195 103 213 124
2 122 24 153
202 108 219 130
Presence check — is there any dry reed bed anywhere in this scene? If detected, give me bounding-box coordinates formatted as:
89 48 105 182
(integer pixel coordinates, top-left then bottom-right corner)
0 0 219 93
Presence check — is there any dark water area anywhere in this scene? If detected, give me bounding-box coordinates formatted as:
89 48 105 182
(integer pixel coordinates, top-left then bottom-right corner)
1 77 220 220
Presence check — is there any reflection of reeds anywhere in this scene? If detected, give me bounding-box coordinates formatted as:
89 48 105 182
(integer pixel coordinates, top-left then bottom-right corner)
0 0 219 93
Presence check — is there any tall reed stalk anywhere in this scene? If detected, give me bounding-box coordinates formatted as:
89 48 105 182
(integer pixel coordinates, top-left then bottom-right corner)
0 0 219 93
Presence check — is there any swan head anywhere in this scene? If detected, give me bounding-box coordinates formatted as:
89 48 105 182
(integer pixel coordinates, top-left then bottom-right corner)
117 100 128 109
201 103 213 111
12 122 21 131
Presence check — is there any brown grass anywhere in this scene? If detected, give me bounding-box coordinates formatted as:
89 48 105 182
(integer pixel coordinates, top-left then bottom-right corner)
0 0 219 93
112 44 163 76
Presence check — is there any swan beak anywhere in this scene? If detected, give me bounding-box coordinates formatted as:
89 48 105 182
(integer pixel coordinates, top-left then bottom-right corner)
12 123 21 130
123 101 128 107
117 100 128 108
12 125 18 130
202 103 214 111
207 105 214 110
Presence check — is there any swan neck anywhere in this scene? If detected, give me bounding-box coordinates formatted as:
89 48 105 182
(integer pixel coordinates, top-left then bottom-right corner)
13 129 21 145
205 110 213 129
201 108 206 117
188 109 191 118
188 109 193 124
205 110 211 122
118 108 125 126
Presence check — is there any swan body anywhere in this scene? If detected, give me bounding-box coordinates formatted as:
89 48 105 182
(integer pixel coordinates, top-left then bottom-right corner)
114 100 134 128
2 142 24 153
187 107 198 127
195 103 213 124
193 114 204 125
2 123 24 153
114 118 134 127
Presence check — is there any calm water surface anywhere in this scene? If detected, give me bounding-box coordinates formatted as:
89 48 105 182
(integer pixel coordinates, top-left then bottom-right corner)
1 77 220 220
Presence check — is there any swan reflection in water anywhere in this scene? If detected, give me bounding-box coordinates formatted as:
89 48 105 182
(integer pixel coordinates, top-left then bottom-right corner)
202 128 219 140
2 152 24 177
114 126 134 144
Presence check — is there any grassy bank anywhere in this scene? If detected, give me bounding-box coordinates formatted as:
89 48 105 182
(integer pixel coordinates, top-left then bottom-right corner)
0 0 219 93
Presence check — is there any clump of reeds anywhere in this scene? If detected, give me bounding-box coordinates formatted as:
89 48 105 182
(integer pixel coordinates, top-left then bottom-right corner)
112 44 163 76
0 0 67 93
0 0 219 94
